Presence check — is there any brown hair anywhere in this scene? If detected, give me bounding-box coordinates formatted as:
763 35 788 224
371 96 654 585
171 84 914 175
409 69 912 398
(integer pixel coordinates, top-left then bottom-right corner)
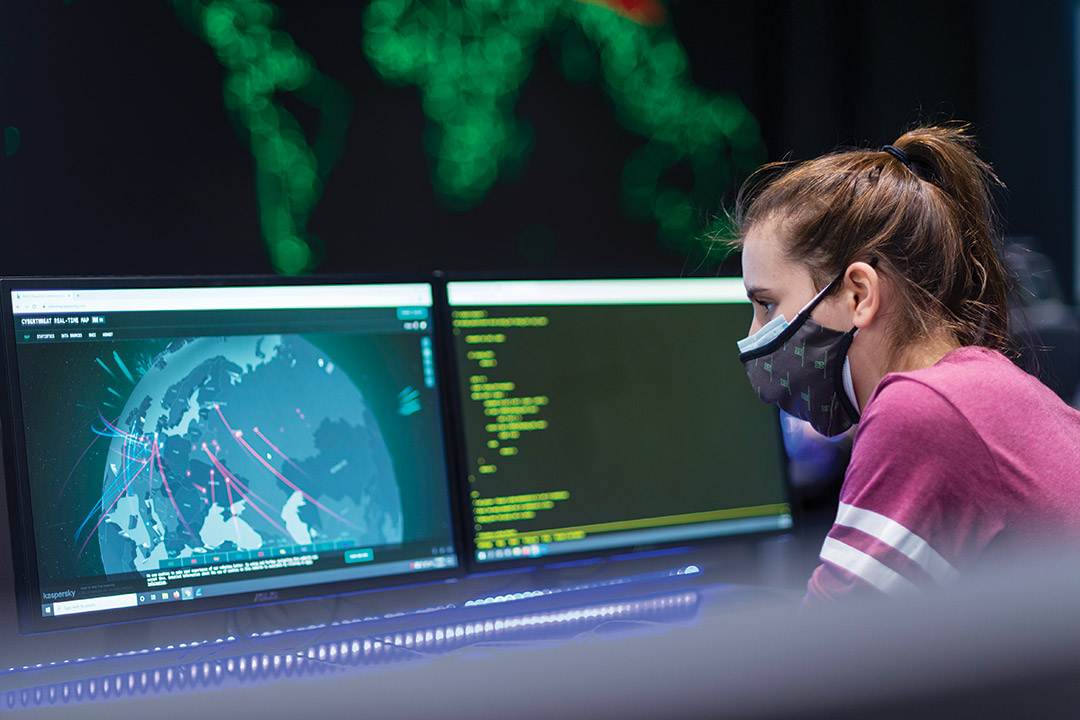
735 123 1012 359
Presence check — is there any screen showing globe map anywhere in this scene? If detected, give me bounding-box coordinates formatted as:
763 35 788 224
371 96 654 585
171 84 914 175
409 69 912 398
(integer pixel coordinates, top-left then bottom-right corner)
2 280 458 629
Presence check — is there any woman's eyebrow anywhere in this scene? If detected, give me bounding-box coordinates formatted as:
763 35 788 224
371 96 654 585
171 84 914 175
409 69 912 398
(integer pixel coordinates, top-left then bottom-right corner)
744 285 769 299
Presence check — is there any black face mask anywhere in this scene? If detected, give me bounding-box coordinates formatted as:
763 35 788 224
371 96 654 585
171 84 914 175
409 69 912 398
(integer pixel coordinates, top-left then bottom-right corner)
736 271 861 438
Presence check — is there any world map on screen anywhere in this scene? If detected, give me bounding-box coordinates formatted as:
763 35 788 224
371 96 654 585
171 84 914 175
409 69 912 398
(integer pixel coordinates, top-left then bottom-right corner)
85 335 403 574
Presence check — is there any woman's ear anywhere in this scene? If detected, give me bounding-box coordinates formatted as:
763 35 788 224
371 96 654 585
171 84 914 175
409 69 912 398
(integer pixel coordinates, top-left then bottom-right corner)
845 261 880 329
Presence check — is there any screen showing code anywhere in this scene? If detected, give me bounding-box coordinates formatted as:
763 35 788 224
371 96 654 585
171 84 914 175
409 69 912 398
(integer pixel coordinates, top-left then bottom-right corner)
448 279 791 562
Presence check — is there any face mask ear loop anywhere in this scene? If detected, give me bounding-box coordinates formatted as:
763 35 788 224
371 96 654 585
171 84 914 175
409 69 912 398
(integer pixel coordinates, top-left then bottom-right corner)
797 272 845 319
834 328 861 421
833 256 879 420
801 257 880 320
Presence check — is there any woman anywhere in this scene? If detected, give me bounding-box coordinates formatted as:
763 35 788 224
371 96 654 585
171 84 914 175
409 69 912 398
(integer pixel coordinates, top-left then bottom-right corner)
732 124 1080 605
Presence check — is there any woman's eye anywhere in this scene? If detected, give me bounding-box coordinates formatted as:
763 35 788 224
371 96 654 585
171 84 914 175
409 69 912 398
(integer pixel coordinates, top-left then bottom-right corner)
756 299 775 314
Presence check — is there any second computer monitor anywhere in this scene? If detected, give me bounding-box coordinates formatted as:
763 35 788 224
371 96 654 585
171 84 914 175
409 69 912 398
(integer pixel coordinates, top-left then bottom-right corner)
446 277 791 565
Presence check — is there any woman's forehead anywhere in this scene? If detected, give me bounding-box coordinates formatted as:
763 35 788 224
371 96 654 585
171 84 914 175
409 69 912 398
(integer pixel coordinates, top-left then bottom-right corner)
741 219 806 288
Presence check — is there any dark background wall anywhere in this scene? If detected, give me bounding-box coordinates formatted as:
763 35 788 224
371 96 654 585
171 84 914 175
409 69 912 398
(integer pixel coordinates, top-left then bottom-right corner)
0 1 1074 296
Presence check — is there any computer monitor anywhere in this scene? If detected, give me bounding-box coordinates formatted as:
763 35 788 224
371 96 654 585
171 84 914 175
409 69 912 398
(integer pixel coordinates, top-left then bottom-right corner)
0 277 458 631
444 277 792 566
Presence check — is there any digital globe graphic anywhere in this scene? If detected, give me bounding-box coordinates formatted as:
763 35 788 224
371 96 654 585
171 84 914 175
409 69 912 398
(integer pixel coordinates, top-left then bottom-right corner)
96 335 402 574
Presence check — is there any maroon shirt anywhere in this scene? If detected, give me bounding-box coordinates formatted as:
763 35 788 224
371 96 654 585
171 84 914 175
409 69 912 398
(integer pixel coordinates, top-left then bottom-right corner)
806 346 1080 605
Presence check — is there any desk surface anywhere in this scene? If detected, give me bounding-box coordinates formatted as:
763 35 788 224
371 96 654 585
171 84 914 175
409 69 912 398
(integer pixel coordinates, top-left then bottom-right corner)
3 549 1080 719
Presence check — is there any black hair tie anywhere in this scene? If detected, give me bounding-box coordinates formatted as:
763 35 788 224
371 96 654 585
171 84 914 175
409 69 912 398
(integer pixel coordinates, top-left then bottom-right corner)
881 144 912 169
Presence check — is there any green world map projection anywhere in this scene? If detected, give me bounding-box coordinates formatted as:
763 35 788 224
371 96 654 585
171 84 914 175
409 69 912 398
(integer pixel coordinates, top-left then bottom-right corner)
82 1 765 273
171 0 353 274
363 0 766 256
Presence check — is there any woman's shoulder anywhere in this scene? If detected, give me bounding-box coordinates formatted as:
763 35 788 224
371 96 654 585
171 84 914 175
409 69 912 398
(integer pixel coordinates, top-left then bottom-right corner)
853 346 1027 467
869 346 1058 416
856 362 983 455
856 344 1080 484
844 351 1009 520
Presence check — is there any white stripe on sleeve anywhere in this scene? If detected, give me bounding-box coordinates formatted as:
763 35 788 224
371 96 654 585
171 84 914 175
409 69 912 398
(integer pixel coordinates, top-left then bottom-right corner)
819 537 921 595
834 502 960 586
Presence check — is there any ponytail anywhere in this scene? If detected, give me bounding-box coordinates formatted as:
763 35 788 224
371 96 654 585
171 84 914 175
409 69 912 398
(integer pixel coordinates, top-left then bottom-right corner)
891 125 1009 350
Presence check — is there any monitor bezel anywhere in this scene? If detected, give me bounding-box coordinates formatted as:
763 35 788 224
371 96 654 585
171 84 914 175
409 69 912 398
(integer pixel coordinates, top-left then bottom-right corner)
435 270 794 575
0 273 465 634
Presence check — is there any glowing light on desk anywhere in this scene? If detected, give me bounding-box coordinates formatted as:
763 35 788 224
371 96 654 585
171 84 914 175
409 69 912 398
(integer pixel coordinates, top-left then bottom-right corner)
3 590 699 710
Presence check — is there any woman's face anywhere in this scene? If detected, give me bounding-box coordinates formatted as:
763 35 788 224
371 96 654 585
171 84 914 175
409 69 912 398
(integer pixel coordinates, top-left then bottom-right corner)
740 217 851 335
